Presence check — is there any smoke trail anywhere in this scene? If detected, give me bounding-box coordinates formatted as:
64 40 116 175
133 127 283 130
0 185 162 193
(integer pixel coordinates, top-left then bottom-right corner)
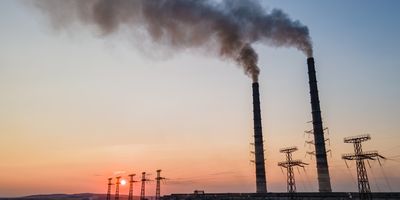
32 0 313 82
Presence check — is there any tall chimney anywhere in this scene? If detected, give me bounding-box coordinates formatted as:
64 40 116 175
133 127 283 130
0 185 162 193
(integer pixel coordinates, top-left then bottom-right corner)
252 82 267 193
307 57 332 192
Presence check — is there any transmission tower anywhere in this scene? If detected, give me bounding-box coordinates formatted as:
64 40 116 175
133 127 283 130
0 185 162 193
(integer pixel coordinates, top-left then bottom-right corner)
304 127 331 160
115 176 121 200
128 174 137 200
140 172 151 200
155 169 166 200
106 178 113 200
278 146 308 194
342 134 385 200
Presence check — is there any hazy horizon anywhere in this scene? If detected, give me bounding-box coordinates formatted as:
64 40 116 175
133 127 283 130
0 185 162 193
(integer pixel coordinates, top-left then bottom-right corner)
1 0 399 197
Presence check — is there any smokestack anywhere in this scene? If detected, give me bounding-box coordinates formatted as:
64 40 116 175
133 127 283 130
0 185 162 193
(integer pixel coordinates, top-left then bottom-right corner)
252 82 267 193
307 57 332 192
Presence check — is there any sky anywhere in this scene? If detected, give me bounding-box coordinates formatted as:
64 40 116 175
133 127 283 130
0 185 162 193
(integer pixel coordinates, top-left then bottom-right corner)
1 0 400 197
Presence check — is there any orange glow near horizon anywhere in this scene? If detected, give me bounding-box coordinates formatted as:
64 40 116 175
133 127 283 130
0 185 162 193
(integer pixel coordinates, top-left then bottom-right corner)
1 0 400 197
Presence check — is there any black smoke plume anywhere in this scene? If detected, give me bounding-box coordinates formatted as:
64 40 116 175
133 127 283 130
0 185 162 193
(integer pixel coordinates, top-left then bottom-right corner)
32 0 313 82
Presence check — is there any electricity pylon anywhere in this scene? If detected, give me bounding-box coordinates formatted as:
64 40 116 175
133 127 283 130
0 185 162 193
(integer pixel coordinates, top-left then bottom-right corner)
106 178 113 200
128 174 138 200
140 172 151 200
342 134 385 200
278 146 308 194
155 169 166 200
115 176 121 200
304 127 331 160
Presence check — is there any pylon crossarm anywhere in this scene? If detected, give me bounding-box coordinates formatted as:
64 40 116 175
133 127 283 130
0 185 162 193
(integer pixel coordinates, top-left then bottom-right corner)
305 140 314 145
278 160 308 168
344 134 371 143
306 151 315 155
278 162 290 168
342 151 382 160
279 146 298 153
292 160 308 165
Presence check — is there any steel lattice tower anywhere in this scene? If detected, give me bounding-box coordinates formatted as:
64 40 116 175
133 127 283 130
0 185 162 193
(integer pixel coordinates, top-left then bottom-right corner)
140 172 151 200
278 146 308 194
115 176 121 200
128 174 137 200
140 172 146 200
155 169 166 200
106 178 113 200
342 134 385 200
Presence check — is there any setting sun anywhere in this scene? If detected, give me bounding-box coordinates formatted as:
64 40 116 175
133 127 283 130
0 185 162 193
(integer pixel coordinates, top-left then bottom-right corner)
120 179 127 186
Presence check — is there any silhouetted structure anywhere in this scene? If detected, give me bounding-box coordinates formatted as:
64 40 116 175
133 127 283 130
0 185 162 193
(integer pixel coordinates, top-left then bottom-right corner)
155 169 166 200
278 146 308 196
162 192 400 200
304 127 331 160
342 134 385 200
141 172 151 200
252 82 267 193
128 174 137 200
115 176 121 200
106 178 113 200
307 57 332 192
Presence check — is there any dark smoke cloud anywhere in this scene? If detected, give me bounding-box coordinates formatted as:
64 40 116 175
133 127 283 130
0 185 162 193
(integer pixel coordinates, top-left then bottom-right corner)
32 0 313 82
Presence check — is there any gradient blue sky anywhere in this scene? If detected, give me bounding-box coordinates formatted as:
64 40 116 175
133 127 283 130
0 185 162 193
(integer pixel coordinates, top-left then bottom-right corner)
0 0 399 197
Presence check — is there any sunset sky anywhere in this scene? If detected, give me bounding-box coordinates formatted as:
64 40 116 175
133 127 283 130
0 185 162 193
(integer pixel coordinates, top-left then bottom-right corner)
1 0 400 197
